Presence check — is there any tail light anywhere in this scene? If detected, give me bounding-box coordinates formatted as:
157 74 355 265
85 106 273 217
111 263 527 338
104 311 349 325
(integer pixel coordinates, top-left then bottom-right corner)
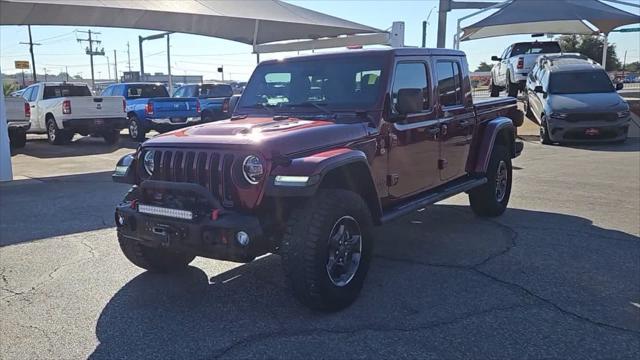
196 100 201 113
517 57 524 69
122 99 126 113
62 100 72 114
222 98 230 113
145 101 154 115
24 102 31 118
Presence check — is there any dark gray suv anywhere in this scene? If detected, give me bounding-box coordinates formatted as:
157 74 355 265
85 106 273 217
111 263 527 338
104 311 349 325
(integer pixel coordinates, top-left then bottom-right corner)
525 54 629 144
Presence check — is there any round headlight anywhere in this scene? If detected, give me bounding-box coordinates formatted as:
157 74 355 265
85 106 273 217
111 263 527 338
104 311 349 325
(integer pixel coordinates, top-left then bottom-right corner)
242 155 264 184
143 150 155 176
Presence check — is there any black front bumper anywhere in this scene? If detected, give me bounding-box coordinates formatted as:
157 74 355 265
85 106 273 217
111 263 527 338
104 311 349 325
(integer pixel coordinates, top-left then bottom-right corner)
115 181 266 263
63 117 128 133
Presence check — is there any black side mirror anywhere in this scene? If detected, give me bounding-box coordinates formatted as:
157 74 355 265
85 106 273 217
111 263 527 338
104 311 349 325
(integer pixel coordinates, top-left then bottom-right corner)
616 83 624 91
491 56 502 61
396 88 423 115
534 85 544 94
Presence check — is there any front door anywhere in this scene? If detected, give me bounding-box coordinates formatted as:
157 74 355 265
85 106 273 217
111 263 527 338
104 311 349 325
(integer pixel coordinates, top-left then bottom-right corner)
387 60 441 198
435 59 474 181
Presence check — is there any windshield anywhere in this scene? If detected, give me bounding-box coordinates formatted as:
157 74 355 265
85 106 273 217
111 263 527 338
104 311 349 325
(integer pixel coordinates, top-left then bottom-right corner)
549 71 614 94
237 55 385 114
126 84 169 98
43 85 91 99
199 84 233 98
511 42 561 56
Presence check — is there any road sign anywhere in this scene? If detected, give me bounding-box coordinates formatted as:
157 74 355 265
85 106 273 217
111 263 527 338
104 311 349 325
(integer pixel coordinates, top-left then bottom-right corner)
15 60 30 69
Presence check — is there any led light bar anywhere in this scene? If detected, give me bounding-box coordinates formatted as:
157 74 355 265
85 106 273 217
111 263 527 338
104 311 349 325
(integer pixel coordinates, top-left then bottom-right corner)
138 204 193 220
274 175 310 187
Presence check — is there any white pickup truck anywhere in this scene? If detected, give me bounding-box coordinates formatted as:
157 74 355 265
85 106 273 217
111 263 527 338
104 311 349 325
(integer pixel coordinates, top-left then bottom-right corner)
22 82 127 145
490 41 562 97
4 96 30 148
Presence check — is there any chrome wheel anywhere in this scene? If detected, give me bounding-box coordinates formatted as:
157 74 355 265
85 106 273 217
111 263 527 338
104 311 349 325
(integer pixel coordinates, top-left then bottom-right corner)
326 216 362 287
129 119 138 139
495 160 508 202
47 121 56 142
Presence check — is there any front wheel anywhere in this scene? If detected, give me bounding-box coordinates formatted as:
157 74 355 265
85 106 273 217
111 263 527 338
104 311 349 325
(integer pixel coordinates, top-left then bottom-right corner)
469 145 512 217
540 117 552 145
118 234 195 273
281 189 374 311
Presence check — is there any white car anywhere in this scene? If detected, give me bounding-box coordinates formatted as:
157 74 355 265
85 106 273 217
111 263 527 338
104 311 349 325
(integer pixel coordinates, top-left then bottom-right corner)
21 82 127 145
4 96 30 148
490 41 562 97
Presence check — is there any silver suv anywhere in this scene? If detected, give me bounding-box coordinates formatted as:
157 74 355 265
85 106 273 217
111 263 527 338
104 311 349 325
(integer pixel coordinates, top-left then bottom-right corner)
525 54 629 144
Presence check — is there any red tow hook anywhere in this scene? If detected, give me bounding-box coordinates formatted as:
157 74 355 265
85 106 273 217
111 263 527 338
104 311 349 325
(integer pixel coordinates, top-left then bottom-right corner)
211 209 220 221
130 199 138 209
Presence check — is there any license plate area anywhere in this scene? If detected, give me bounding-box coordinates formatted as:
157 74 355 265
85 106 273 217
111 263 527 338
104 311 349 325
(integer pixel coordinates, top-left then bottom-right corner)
585 128 600 136
170 117 186 123
141 219 188 246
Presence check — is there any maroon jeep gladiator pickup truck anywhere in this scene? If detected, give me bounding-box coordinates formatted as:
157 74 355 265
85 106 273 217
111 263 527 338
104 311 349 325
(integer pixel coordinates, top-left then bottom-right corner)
113 48 524 311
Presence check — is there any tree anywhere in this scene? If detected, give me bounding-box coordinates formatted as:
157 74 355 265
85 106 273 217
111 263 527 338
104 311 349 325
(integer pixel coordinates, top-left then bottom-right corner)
556 34 621 71
624 61 640 72
73 74 83 79
3 82 19 96
475 61 493 72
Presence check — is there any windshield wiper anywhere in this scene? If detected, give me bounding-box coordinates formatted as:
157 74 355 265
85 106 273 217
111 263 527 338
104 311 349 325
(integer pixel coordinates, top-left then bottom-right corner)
243 103 275 115
285 102 332 115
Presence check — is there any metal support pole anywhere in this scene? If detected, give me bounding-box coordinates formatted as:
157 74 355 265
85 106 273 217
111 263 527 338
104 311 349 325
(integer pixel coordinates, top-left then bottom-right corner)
167 34 172 95
422 21 427 47
27 25 37 82
114 50 118 82
437 0 449 48
601 33 609 70
138 36 144 81
0 72 13 181
105 54 111 80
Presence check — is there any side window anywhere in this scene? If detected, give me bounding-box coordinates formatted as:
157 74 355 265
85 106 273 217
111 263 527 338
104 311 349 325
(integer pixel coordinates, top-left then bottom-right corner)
29 85 39 102
101 86 113 96
391 62 429 113
436 61 463 107
541 70 550 89
501 46 510 59
22 87 33 102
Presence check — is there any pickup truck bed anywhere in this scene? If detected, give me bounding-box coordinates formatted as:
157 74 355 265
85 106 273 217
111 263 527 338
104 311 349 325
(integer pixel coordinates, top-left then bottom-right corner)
4 97 29 148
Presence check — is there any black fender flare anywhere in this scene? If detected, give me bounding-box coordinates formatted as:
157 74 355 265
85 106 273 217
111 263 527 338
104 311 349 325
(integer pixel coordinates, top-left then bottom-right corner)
472 117 516 174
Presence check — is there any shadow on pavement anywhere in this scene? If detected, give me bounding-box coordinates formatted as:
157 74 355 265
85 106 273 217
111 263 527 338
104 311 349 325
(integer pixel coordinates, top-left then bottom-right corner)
0 171 130 246
11 134 138 159
89 205 640 359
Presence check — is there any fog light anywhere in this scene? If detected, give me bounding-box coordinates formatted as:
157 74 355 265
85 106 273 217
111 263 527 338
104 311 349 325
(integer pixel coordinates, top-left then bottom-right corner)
236 231 250 246
116 213 125 226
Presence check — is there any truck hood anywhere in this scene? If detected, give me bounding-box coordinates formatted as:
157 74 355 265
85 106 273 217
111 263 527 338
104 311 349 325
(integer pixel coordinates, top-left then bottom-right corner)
141 116 369 157
547 92 627 113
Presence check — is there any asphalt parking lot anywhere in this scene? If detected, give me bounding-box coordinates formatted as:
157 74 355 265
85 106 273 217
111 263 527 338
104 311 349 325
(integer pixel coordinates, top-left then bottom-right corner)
1 126 639 359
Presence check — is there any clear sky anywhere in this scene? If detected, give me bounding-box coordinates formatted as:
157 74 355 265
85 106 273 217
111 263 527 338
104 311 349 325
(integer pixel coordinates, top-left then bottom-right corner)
1 0 639 82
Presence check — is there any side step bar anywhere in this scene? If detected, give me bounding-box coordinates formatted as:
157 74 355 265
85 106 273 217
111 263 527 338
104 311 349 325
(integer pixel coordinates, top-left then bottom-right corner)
380 177 487 223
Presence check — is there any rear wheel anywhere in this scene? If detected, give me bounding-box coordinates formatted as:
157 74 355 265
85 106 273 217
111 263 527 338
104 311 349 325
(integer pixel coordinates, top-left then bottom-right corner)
118 234 195 273
202 111 214 123
128 115 146 142
506 75 518 98
46 118 72 145
469 145 512 217
9 131 27 148
103 129 120 145
281 189 374 311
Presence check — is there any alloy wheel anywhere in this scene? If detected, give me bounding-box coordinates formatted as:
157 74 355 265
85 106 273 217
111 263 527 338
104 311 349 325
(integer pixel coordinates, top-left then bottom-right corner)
326 216 362 287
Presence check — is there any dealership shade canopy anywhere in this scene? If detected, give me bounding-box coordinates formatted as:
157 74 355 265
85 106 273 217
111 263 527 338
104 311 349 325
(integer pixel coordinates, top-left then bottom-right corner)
0 0 383 45
460 0 640 41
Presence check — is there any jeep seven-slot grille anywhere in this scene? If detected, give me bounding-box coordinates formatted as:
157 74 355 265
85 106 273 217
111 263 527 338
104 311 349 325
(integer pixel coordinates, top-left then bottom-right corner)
147 149 234 207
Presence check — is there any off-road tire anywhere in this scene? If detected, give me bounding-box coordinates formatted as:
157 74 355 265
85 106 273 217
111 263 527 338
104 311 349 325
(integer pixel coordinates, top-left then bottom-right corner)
128 115 147 142
281 189 374 311
118 234 195 273
469 145 512 217
103 130 120 145
524 98 533 119
540 117 552 145
46 118 72 145
490 79 500 97
9 131 27 148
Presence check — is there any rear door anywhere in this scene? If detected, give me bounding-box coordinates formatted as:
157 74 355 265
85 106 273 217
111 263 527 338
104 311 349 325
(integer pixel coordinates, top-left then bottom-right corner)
435 58 474 181
387 59 441 198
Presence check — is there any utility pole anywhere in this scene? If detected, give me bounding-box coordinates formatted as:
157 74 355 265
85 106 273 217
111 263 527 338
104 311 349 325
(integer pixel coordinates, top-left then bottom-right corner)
167 34 173 95
114 50 118 82
19 25 41 82
44 67 47 82
105 54 111 80
126 42 132 72
65 66 69 81
77 29 105 88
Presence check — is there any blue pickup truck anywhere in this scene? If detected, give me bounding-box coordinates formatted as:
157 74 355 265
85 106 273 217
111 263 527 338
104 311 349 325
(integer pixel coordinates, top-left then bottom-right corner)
101 83 200 141
173 83 232 123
